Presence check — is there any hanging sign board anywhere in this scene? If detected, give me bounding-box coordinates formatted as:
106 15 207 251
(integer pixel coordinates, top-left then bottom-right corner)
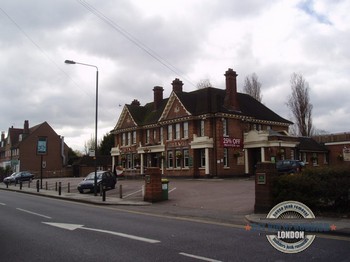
37 137 47 155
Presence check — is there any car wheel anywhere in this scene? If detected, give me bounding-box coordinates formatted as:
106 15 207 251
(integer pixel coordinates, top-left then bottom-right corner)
78 190 84 194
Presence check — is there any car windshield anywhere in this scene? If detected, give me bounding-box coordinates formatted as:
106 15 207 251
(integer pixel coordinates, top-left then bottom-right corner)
85 173 102 180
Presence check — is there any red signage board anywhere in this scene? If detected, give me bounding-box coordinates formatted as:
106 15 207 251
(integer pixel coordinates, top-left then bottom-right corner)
222 137 241 148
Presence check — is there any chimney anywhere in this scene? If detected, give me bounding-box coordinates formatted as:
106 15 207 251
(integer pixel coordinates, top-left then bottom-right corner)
224 68 239 111
23 120 29 135
131 99 140 106
153 86 164 110
172 78 183 93
1 131 4 141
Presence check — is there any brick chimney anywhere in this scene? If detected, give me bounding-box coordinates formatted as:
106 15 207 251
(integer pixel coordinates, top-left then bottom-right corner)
23 120 29 135
172 78 183 93
153 86 164 110
1 131 4 141
131 99 140 106
223 68 240 111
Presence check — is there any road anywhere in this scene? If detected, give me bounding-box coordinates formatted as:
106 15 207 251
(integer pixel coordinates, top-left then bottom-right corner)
0 190 349 262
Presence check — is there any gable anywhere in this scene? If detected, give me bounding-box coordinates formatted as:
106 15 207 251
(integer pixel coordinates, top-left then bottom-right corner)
159 92 191 121
114 106 138 130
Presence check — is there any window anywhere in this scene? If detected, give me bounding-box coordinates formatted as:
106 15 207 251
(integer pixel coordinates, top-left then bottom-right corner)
222 118 228 136
175 123 180 140
312 153 318 166
122 133 126 146
160 127 163 143
127 132 131 145
146 129 150 144
153 129 157 143
175 150 182 168
183 122 188 138
167 151 173 168
126 154 132 169
132 131 136 144
184 149 189 167
167 125 173 140
200 149 206 167
224 148 229 167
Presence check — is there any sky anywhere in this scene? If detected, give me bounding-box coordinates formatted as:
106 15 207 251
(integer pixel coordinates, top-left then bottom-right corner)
0 0 349 152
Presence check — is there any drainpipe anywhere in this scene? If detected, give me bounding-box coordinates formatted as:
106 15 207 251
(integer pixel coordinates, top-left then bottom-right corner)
61 136 66 166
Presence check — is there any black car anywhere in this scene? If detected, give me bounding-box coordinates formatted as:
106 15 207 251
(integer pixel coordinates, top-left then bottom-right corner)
77 171 117 193
3 171 35 184
276 160 305 174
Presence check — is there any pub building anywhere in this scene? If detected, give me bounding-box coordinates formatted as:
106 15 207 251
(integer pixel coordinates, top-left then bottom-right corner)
111 68 314 177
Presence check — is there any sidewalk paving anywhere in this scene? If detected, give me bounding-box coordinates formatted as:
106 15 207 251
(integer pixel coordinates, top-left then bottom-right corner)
1 178 349 237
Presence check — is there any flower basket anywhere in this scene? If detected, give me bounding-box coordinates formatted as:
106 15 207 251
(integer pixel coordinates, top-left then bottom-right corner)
233 151 241 158
176 152 183 159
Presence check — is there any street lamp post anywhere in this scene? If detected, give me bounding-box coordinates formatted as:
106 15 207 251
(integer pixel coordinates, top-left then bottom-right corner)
65 59 99 196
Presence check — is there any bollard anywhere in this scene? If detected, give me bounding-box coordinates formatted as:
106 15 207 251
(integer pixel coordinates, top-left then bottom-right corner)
28 181 31 188
102 187 106 202
20 181 22 190
36 180 40 192
58 182 61 196
6 183 8 189
68 182 70 193
45 181 48 190
55 182 58 191
119 184 123 199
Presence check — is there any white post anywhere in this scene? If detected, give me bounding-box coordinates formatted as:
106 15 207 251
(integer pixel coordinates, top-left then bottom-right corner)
205 148 210 175
140 153 144 175
261 147 266 162
245 149 249 174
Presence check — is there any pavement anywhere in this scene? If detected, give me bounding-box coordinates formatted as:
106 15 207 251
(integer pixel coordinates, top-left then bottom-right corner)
1 176 349 237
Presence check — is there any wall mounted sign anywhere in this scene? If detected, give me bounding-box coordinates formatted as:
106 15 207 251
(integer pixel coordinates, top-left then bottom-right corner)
222 137 241 148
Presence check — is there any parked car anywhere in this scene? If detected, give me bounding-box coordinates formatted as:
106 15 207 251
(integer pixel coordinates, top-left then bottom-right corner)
3 171 35 184
276 160 305 174
77 171 117 193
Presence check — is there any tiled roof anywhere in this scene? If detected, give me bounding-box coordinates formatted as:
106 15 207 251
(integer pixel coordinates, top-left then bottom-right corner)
126 87 292 126
297 137 328 152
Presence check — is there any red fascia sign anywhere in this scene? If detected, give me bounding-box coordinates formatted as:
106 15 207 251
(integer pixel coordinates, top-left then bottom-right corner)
222 137 241 148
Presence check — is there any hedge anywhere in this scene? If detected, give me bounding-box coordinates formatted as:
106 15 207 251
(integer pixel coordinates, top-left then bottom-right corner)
273 167 350 214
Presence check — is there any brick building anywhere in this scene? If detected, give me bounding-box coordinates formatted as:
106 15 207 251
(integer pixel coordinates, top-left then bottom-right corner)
0 120 69 177
111 68 330 177
313 132 350 167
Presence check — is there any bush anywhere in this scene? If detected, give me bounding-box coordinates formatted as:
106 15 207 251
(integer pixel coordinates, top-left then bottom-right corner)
273 167 350 214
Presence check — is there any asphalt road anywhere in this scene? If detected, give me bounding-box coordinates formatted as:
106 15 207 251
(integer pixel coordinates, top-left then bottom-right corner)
1 190 349 262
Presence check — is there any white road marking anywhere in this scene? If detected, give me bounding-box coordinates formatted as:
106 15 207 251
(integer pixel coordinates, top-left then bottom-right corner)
16 208 52 219
43 222 160 244
123 189 142 198
169 187 177 193
179 252 222 262
0 203 6 205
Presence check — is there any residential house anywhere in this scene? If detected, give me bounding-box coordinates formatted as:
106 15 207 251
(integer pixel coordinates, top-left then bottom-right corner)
0 120 69 178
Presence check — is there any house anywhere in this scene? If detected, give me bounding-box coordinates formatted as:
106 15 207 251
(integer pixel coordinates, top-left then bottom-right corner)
111 68 329 177
313 132 350 167
0 120 70 178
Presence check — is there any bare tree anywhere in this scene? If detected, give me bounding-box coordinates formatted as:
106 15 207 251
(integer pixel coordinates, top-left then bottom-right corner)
287 73 314 137
243 73 262 102
196 79 212 89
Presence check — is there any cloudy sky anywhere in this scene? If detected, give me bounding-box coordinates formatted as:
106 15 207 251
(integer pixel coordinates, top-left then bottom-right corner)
1 0 349 152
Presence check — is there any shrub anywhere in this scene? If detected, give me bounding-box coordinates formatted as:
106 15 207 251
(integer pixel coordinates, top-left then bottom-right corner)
273 167 350 214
